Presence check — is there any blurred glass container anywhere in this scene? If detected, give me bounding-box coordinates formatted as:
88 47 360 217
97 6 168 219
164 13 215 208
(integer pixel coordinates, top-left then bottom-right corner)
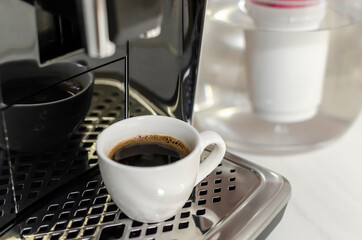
193 0 362 154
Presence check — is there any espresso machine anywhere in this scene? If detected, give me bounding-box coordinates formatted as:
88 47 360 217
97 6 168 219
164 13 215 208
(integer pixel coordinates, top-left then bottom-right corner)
0 0 290 239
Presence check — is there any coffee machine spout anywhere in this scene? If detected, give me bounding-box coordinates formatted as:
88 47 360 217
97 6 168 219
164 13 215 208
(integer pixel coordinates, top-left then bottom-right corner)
81 0 163 59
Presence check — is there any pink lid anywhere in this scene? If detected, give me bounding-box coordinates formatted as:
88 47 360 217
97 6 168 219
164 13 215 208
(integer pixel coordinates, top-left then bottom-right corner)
251 0 319 8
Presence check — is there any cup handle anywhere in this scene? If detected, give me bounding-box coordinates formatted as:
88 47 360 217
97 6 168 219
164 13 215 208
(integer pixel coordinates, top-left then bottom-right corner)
195 131 226 185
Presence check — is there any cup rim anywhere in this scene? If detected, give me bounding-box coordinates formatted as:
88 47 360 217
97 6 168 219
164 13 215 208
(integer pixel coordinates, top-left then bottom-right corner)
96 115 201 171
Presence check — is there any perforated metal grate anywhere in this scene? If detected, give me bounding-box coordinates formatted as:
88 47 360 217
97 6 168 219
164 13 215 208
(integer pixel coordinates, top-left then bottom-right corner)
0 150 16 228
19 159 250 240
7 78 290 240
11 79 155 212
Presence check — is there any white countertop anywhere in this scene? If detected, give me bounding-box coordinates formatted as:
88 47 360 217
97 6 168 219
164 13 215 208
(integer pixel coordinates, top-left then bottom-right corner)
230 111 362 240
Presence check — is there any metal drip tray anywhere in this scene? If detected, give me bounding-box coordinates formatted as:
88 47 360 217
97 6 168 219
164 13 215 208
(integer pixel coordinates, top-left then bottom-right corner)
4 79 291 239
11 154 290 240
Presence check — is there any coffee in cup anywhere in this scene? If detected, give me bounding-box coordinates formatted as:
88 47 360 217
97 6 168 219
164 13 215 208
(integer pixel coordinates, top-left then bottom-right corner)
109 135 191 167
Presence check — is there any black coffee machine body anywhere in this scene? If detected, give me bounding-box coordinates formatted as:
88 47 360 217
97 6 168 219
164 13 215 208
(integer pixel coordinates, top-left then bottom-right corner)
0 0 206 234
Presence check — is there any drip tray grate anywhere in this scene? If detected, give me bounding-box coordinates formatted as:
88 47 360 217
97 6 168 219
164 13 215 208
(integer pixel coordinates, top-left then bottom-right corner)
10 78 157 212
6 78 291 240
17 153 290 240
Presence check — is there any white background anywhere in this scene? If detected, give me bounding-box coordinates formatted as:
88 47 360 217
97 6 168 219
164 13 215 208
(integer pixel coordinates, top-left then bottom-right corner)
232 111 362 239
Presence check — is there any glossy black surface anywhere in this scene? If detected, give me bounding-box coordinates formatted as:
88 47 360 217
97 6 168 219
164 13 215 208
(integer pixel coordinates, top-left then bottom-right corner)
2 61 94 152
0 0 206 234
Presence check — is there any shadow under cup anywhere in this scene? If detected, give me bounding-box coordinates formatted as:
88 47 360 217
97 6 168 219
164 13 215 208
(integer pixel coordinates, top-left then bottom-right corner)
0 61 94 152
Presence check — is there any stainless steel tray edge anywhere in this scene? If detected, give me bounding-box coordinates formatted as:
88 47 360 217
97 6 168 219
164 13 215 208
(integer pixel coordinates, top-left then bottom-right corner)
204 151 292 240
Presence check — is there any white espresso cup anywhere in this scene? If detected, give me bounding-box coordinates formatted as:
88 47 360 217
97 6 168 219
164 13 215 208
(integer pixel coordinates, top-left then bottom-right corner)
96 115 226 222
